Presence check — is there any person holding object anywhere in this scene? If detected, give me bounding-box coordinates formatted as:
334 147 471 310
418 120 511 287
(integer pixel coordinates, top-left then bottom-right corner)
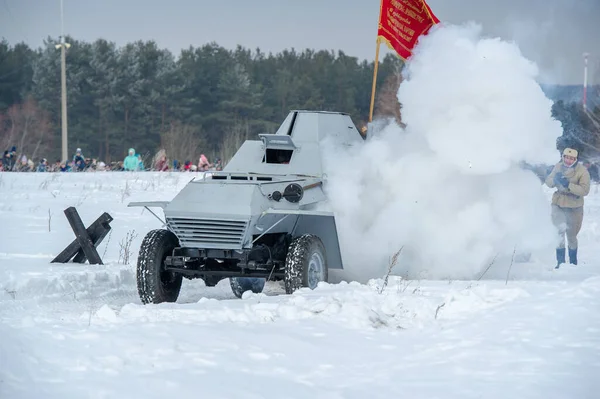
545 147 591 268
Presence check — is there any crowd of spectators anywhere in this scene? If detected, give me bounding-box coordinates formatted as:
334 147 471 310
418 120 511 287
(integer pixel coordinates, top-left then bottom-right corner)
1 146 224 173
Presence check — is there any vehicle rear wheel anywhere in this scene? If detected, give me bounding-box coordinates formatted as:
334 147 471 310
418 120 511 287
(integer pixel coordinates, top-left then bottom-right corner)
136 229 182 304
230 277 265 298
284 234 328 294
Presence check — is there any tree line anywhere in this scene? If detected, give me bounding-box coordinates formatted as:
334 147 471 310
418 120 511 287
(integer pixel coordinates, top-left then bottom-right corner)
0 36 403 164
552 98 600 162
1 36 598 165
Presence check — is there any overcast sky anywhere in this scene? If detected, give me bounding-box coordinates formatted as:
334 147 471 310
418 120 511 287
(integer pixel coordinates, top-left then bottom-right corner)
1 0 598 85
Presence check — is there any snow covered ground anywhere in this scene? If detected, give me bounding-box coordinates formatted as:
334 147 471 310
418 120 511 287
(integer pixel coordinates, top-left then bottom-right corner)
1 171 599 399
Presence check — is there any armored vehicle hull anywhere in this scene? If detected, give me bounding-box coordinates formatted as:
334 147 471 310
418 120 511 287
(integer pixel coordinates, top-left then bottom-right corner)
130 110 364 303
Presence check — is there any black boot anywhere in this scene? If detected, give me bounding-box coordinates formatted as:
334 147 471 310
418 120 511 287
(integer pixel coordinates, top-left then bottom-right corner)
555 248 566 269
568 248 578 265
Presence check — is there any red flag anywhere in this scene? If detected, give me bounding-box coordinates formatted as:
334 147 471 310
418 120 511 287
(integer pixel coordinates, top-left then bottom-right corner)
377 0 440 60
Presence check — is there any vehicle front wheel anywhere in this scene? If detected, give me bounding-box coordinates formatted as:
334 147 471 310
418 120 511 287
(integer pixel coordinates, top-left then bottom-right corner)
136 229 182 304
284 234 328 294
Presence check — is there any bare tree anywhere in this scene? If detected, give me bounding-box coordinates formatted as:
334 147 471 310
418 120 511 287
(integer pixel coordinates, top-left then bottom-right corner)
0 108 17 152
159 120 205 165
0 96 52 160
220 118 250 165
0 113 9 150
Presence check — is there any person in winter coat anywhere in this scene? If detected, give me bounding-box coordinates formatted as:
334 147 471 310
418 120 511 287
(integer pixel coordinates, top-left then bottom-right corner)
2 151 10 170
198 154 210 171
545 147 591 268
72 148 86 171
17 155 28 171
73 148 84 162
5 146 16 170
153 149 169 171
60 162 71 172
136 153 145 171
123 148 139 171
37 158 48 172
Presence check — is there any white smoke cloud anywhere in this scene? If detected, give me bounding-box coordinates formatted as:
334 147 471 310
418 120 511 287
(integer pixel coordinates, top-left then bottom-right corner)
320 23 562 282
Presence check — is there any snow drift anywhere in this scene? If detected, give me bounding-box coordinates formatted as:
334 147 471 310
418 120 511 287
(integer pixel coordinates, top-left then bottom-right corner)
320 23 563 282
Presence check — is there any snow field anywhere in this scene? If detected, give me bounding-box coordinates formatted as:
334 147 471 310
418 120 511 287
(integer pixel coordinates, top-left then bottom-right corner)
0 172 599 398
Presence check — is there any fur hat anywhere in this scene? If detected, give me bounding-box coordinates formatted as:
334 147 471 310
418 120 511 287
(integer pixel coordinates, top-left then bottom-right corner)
563 148 578 158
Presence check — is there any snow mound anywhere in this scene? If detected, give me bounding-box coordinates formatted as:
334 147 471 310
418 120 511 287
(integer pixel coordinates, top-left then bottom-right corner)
0 263 135 301
92 278 529 331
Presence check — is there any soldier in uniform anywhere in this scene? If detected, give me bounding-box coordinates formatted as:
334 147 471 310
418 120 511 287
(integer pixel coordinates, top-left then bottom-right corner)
545 147 591 268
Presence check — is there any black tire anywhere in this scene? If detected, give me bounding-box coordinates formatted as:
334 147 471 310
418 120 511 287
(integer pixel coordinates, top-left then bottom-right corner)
284 234 328 294
230 277 266 298
136 229 182 304
203 275 223 287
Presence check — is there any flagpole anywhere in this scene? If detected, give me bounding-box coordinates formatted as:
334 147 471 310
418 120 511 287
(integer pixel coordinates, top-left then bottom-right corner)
368 38 381 123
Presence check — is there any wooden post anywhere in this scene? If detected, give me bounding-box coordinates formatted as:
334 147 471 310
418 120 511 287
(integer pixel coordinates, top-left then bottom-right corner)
369 38 381 123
